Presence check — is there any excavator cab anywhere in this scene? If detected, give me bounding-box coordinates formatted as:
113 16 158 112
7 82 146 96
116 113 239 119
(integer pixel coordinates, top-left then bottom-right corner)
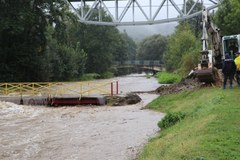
222 35 240 60
197 35 240 83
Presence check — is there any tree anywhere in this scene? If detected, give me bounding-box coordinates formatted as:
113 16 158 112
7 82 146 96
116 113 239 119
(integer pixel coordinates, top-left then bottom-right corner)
72 7 132 77
164 24 200 74
45 26 87 81
214 0 240 35
83 24 120 75
137 34 168 62
0 0 137 81
114 31 137 63
121 31 137 61
180 0 203 38
0 0 73 82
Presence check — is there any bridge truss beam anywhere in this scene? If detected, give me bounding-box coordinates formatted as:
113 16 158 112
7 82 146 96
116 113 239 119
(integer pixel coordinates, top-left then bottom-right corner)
66 0 222 26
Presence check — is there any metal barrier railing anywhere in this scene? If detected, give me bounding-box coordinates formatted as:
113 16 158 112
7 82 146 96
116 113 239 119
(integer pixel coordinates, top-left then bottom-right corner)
114 60 164 66
0 81 118 97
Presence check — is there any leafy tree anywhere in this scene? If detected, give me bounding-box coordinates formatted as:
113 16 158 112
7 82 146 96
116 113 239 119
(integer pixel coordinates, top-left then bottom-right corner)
71 7 133 77
180 44 200 75
164 24 200 74
114 31 137 63
45 27 87 81
0 0 137 82
180 0 203 38
120 31 137 61
113 33 128 64
137 34 168 62
0 0 73 82
214 0 240 35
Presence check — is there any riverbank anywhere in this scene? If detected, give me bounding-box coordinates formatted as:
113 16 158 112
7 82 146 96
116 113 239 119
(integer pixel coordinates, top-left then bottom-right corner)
138 87 240 160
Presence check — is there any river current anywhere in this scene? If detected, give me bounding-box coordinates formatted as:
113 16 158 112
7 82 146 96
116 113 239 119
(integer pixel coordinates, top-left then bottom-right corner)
0 74 164 160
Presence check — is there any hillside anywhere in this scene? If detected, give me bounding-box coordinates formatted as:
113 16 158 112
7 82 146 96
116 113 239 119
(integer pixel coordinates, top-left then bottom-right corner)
117 22 177 41
138 87 240 160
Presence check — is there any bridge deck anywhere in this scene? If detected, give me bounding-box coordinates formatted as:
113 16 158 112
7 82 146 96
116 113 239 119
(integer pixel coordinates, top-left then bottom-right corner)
113 60 165 71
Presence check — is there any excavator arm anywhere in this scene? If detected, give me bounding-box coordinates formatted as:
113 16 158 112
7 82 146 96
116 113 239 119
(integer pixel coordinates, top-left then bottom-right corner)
196 9 223 82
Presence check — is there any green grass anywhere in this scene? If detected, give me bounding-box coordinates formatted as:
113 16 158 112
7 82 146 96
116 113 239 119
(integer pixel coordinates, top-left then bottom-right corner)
156 72 182 84
138 87 240 160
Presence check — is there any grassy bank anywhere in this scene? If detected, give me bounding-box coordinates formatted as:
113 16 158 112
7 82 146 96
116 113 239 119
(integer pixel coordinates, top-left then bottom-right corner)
138 87 240 160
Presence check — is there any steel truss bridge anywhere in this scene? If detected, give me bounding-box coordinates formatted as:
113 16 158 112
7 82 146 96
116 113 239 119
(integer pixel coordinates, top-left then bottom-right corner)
66 0 222 26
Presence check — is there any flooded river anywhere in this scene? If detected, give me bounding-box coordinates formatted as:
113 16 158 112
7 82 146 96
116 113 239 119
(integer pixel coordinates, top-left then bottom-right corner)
0 74 164 160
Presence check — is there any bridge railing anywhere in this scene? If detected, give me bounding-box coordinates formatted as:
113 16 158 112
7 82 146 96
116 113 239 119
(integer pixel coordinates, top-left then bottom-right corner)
0 81 119 97
114 60 164 66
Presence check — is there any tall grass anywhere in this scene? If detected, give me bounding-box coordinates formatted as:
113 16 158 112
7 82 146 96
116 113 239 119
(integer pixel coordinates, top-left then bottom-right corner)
156 72 181 84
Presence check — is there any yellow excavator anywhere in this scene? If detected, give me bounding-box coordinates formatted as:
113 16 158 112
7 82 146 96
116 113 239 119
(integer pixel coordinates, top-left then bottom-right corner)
196 9 240 82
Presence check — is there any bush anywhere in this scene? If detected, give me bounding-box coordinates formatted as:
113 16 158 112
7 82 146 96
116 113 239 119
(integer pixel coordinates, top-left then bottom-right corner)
101 71 114 79
145 73 151 79
79 73 100 81
158 112 186 129
156 72 181 84
180 47 200 76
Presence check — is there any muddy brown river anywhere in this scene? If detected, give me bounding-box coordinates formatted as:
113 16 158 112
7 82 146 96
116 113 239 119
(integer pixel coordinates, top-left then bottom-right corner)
0 74 164 160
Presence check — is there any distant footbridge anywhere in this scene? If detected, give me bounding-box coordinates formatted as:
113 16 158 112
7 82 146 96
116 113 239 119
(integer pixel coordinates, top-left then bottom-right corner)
113 60 165 72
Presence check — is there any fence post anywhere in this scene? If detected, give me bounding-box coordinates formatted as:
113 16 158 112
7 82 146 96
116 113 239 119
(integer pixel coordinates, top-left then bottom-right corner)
80 82 82 95
20 93 23 105
111 82 113 96
20 83 22 97
88 82 90 95
5 83 7 95
116 81 118 95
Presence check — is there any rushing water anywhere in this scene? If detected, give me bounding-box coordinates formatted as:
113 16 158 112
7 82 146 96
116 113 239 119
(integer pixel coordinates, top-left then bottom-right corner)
0 74 164 160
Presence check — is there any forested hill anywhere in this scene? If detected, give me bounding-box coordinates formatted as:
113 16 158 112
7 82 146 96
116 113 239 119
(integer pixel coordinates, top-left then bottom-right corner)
118 23 177 41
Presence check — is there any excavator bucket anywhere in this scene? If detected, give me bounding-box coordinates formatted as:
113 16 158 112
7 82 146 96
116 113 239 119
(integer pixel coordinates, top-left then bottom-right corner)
196 51 216 83
196 68 215 82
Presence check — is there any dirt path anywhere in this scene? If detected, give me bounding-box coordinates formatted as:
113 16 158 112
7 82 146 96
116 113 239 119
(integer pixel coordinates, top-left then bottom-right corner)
0 74 164 160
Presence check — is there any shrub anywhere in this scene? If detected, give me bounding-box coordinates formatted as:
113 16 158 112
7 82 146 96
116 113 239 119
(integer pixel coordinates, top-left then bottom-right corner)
180 47 200 76
156 72 181 84
79 73 100 81
158 112 186 129
145 73 151 79
101 71 114 79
